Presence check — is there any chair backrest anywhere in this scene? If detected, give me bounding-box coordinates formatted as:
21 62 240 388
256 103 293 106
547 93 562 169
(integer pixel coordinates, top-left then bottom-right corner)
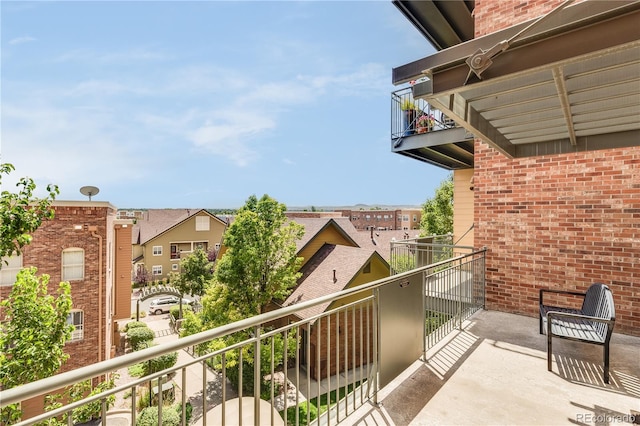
581 283 615 337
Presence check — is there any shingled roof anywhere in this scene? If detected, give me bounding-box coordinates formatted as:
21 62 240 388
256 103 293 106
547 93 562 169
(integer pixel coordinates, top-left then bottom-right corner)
283 244 387 320
132 209 226 245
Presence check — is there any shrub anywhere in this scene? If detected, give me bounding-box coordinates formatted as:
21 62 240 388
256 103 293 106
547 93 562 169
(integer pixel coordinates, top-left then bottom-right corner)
169 304 192 320
137 406 180 426
127 326 154 351
130 311 147 319
124 321 147 332
144 351 179 376
284 401 318 426
175 402 193 424
136 388 151 412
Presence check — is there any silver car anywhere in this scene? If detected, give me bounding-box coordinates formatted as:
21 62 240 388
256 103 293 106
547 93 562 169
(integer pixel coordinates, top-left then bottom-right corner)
148 296 192 315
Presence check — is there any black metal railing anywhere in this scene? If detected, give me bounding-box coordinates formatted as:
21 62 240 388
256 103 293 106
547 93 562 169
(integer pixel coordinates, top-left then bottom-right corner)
391 87 457 144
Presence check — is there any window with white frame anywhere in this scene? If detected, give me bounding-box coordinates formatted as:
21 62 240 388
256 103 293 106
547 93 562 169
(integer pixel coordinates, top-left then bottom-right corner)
62 248 84 281
172 263 179 271
195 216 210 231
413 215 418 222
0 255 22 286
152 245 162 256
152 265 162 275
67 310 84 341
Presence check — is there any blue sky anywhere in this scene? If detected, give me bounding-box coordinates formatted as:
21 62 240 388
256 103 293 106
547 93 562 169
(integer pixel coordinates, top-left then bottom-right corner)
2 1 447 209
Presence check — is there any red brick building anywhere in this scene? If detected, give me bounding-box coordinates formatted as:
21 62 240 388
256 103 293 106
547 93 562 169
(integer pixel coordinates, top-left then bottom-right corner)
0 201 133 417
336 208 421 231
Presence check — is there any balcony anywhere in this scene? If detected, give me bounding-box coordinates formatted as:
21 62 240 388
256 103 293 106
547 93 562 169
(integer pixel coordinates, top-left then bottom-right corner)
2 246 639 426
391 87 475 170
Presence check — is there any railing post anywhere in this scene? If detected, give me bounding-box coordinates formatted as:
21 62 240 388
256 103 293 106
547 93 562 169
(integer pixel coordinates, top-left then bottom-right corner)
373 288 379 406
422 270 427 361
254 325 261 426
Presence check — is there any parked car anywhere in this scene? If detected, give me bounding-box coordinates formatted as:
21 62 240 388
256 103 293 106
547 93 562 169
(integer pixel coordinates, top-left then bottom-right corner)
148 296 193 315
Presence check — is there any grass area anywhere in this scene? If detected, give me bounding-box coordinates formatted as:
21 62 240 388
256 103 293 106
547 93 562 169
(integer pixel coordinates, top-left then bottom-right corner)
280 380 363 426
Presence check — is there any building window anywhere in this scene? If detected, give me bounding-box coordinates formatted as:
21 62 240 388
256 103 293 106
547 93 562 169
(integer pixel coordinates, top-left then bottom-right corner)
152 265 162 275
152 246 162 256
0 255 22 286
172 263 179 271
403 215 409 221
170 245 179 260
62 248 84 281
413 215 418 222
196 216 210 231
67 310 84 341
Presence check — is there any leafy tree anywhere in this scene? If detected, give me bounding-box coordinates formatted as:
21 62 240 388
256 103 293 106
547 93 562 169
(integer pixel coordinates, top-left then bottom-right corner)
214 194 304 316
0 268 73 423
171 247 213 318
181 195 304 395
0 268 73 388
420 174 454 236
0 163 59 263
133 266 151 287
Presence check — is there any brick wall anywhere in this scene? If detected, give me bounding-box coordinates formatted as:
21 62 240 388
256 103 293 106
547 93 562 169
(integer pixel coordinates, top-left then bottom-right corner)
473 1 639 336
475 141 640 335
0 204 113 373
474 0 587 37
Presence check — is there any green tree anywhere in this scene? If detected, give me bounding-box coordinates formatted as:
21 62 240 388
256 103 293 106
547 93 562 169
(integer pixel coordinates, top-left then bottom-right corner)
214 194 304 316
0 163 59 263
0 268 73 388
171 247 213 318
420 174 454 236
0 268 73 423
181 195 304 395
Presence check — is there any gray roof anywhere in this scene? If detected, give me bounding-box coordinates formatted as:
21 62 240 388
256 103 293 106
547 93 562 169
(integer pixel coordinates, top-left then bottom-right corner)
284 244 386 320
132 209 226 245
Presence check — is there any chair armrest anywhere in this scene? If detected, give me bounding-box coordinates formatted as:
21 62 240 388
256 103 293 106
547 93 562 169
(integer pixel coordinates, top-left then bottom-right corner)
546 310 614 325
539 288 586 306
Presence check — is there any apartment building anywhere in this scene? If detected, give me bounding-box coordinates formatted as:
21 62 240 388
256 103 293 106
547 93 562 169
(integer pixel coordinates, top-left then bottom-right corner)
0 201 132 417
337 208 421 231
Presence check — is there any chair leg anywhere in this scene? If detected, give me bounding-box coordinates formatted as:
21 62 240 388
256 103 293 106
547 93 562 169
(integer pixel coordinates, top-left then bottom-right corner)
539 314 543 335
547 329 553 372
604 344 610 384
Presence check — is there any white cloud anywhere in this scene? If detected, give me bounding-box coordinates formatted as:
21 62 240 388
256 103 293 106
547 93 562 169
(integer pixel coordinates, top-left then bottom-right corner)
189 111 276 167
54 47 168 64
8 36 36 45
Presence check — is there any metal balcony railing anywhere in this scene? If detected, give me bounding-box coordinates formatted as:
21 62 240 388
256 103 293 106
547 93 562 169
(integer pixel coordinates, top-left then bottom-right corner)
1 249 486 426
391 86 457 143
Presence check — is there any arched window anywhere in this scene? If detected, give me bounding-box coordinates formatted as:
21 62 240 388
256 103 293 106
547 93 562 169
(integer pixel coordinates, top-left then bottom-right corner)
62 248 84 281
67 310 84 341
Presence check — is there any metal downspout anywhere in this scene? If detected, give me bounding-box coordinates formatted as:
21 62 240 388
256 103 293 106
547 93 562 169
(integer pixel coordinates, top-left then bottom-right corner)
91 228 104 362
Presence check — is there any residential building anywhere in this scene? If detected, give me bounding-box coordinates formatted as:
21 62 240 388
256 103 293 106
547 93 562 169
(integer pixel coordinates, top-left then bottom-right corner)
391 0 640 336
264 217 391 379
131 209 227 281
0 201 132 418
337 208 422 231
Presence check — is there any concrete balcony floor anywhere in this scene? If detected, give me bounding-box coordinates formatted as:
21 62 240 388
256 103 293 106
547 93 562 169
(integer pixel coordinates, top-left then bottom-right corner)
347 310 640 426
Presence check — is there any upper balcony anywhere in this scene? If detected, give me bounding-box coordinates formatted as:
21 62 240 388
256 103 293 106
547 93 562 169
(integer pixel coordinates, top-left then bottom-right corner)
391 87 475 170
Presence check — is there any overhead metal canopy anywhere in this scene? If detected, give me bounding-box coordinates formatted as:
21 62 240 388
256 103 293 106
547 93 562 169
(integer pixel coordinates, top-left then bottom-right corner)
395 0 640 159
392 0 475 50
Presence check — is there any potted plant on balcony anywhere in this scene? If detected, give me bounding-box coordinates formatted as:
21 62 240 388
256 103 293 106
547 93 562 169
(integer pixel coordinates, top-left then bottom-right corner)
401 98 416 136
416 114 435 133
